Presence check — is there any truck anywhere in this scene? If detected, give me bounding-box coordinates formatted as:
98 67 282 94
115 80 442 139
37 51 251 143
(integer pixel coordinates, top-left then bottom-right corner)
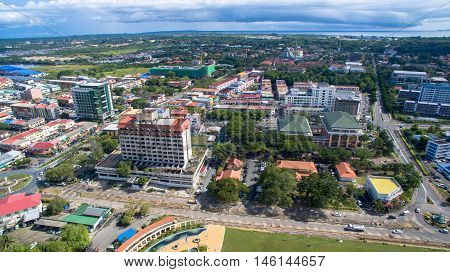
345 224 366 232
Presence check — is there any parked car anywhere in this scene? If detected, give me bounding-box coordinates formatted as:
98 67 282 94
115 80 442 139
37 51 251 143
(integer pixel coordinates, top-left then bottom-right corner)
415 208 421 213
439 228 448 234
332 212 342 217
392 229 403 234
400 211 410 216
388 215 397 219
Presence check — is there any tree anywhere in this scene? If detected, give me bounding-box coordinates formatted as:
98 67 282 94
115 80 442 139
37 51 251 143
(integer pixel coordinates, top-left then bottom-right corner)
258 166 297 207
60 224 90 252
45 197 69 216
120 206 137 226
374 200 386 214
14 157 31 168
139 204 150 217
131 98 147 109
137 177 149 187
207 178 248 204
297 173 343 208
38 240 67 252
212 143 237 164
45 163 75 183
117 161 132 177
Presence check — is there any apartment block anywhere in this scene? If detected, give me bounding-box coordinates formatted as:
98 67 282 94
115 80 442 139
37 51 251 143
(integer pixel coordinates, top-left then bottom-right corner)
72 82 114 121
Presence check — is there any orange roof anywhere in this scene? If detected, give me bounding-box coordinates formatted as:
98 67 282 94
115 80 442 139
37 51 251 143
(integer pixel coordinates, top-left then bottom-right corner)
216 169 242 181
224 157 244 170
277 160 317 180
116 216 175 252
335 162 357 180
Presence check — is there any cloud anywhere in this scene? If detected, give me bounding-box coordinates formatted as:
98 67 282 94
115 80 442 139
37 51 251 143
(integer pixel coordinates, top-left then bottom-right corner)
0 0 449 36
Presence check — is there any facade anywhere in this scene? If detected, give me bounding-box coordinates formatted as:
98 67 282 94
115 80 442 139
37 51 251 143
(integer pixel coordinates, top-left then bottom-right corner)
365 176 403 202
277 115 312 136
334 90 362 116
72 82 114 121
149 65 215 79
0 193 42 232
392 70 428 86
20 87 42 101
319 111 363 148
426 138 450 160
285 82 336 111
118 108 192 169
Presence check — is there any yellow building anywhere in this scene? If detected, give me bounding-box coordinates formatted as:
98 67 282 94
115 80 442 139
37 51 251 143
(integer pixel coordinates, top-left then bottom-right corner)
365 176 403 202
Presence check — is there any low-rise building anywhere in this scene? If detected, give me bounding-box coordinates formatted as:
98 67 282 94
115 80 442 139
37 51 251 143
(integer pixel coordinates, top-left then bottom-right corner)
0 193 42 232
277 115 312 136
335 162 357 182
276 160 317 180
365 176 403 202
0 150 24 169
436 162 450 179
61 203 111 232
426 137 450 160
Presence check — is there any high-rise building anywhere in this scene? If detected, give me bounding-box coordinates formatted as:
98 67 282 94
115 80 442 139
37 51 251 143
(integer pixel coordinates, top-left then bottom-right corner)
285 82 336 110
71 82 113 121
118 108 192 169
402 83 450 118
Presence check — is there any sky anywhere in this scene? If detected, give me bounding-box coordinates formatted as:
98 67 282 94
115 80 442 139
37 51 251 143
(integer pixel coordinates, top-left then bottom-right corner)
0 0 450 38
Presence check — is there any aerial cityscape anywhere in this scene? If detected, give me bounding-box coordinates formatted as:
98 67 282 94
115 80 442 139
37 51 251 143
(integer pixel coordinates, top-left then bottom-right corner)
0 1 449 260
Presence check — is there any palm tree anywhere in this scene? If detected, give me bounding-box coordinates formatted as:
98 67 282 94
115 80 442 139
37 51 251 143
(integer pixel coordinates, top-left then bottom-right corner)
0 235 14 251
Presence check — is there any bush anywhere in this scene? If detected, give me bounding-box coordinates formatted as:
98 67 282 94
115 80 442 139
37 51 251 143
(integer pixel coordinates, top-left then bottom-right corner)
45 197 69 216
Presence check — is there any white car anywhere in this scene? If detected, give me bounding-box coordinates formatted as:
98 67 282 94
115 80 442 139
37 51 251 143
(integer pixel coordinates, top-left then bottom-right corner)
392 229 403 234
415 208 421 213
37 177 42 181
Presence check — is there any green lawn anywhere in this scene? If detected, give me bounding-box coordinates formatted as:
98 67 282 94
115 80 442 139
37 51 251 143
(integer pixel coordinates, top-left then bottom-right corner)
222 228 442 252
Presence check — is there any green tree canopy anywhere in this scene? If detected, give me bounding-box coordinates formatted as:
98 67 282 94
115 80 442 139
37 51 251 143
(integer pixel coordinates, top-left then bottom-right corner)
207 178 248 204
60 224 90 252
258 166 297 207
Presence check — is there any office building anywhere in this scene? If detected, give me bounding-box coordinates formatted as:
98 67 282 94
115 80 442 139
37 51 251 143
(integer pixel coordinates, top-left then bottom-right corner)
392 70 428 86
426 137 450 160
418 83 450 104
149 65 215 79
71 82 114 121
402 83 450 117
285 82 336 112
334 89 362 116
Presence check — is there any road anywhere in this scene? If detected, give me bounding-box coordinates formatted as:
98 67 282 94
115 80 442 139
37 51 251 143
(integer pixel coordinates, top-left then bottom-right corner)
68 194 450 247
371 55 448 236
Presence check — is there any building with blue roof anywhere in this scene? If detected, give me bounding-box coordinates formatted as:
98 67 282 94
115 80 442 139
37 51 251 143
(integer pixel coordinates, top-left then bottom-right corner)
0 65 44 78
117 228 137 243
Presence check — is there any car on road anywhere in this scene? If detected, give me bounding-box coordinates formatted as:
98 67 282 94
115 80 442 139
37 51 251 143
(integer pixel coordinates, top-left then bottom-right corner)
37 177 42 181
56 182 66 186
345 224 365 232
439 228 448 234
392 229 403 234
400 210 410 216
332 212 342 217
388 215 397 219
415 208 421 213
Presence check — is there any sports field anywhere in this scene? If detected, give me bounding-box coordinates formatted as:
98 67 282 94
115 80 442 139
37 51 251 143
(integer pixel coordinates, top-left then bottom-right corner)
221 228 442 252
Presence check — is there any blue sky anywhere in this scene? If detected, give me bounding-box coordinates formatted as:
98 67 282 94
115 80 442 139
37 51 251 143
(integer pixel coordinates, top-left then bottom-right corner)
1 0 449 38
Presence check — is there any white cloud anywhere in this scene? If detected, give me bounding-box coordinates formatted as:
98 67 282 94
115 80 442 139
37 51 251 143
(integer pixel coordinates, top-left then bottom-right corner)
0 0 449 36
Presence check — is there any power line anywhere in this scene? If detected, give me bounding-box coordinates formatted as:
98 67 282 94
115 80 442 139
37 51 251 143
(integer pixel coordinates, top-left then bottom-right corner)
0 0 66 38
389 0 450 37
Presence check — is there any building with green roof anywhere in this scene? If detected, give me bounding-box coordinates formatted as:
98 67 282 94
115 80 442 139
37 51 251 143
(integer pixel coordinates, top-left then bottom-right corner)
278 115 312 136
320 111 363 148
61 203 111 232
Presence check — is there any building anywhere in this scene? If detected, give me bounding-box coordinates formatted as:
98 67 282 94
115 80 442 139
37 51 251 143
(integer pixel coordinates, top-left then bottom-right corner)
61 203 111 232
334 90 362 116
276 160 317 180
436 162 450 179
335 162 357 182
0 193 42 232
118 108 192 169
426 137 450 160
392 70 428 86
418 83 450 104
285 82 336 111
275 80 288 100
0 78 13 89
365 176 403 202
319 111 363 148
71 82 114 121
20 87 42 101
11 102 60 120
102 123 119 138
149 65 215 79
277 115 312 136
209 77 238 91
216 157 244 181
0 150 24 169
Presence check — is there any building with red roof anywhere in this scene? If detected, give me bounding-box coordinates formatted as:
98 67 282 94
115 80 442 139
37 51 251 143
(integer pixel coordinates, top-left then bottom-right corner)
29 142 55 155
277 160 318 180
0 193 42 231
335 162 357 182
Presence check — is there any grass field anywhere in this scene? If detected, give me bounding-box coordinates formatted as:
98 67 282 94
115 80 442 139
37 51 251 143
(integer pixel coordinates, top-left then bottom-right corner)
221 228 442 252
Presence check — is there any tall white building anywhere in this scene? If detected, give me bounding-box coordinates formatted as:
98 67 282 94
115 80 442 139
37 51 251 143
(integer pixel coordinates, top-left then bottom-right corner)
118 108 192 169
285 82 336 110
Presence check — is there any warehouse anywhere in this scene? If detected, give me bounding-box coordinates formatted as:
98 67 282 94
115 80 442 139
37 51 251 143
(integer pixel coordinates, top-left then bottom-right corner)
365 176 403 202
